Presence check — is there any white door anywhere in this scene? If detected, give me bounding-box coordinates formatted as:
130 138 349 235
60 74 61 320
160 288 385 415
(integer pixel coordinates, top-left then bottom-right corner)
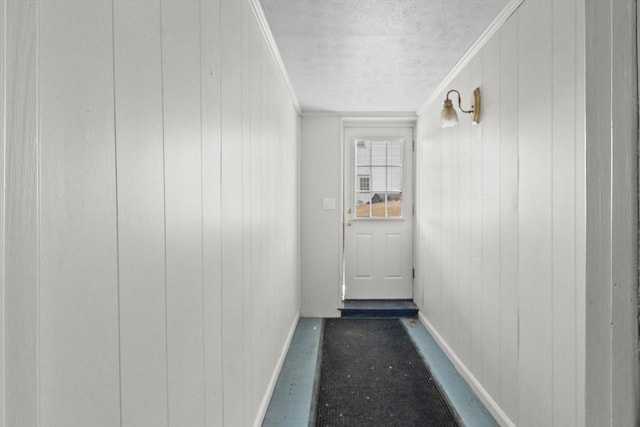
343 126 414 299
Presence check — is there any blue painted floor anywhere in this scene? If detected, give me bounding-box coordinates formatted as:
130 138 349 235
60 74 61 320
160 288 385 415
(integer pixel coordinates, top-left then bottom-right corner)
401 318 498 427
263 316 498 427
262 318 323 427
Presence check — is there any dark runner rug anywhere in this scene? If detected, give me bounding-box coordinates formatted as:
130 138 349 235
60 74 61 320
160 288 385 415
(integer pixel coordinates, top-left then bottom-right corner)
315 318 460 427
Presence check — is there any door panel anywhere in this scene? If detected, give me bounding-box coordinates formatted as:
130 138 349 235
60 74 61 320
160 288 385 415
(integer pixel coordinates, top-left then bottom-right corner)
386 234 402 278
355 234 373 277
344 126 414 299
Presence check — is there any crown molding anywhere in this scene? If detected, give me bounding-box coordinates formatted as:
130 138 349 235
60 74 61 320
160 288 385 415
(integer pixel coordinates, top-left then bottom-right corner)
248 0 301 114
302 111 417 119
416 0 525 115
341 114 418 127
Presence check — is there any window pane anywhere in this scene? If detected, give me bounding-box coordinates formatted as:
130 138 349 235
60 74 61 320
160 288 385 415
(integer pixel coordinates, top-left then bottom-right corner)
387 166 402 192
370 193 386 217
370 166 386 193
387 192 402 217
356 166 370 176
355 192 372 217
388 140 402 166
371 140 386 166
355 140 370 165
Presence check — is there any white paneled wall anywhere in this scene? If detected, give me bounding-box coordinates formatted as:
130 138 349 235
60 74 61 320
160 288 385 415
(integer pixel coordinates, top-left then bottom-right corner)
416 0 638 426
300 116 343 318
416 0 586 425
0 0 4 420
2 0 300 426
5 0 39 425
585 0 638 425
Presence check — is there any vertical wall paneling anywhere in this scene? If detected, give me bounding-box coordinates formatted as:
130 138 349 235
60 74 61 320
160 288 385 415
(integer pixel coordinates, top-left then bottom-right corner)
275 54 284 369
0 0 5 419
418 116 428 314
38 2 121 425
241 3 253 423
441 118 453 342
267 51 278 413
432 113 443 331
584 0 613 425
415 0 596 425
468 55 483 379
113 1 168 425
265 46 275 371
4 1 38 425
583 0 639 423
413 119 423 312
200 0 223 425
249 16 263 414
220 1 244 424
574 1 587 424
456 68 472 367
274 57 284 369
267 56 277 366
610 1 639 425
3 1 301 425
498 12 519 423
420 114 431 318
295 110 300 310
260 37 271 388
272 73 280 342
417 116 426 311
429 108 441 332
450 109 460 355
160 1 205 424
517 1 553 425
413 118 423 312
480 33 501 401
551 1 577 426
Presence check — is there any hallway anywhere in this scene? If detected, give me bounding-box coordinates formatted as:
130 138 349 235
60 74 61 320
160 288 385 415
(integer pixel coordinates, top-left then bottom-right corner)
263 317 496 426
0 0 637 426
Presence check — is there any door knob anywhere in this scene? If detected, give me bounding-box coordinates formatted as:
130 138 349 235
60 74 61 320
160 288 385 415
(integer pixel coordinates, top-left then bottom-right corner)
346 220 353 226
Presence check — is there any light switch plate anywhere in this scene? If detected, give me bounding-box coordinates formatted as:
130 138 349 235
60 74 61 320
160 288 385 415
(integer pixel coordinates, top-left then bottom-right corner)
322 197 336 210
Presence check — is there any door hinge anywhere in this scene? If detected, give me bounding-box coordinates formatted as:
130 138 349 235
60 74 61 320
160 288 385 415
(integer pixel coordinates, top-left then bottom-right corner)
412 139 415 152
412 268 415 279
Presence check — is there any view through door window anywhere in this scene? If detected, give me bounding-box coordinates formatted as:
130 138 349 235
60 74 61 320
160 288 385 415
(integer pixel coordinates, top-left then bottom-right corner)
355 139 403 218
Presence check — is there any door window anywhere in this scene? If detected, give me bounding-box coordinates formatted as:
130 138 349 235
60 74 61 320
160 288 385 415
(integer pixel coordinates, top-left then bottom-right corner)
354 139 403 218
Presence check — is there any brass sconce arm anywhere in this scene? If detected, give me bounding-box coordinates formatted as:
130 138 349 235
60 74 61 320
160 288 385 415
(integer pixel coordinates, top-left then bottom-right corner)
446 89 474 114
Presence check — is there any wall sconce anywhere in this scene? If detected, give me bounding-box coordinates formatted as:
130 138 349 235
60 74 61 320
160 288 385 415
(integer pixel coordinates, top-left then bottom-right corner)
441 88 481 128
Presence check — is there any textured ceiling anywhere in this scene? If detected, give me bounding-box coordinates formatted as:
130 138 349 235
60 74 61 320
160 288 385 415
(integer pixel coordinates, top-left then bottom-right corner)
260 0 510 112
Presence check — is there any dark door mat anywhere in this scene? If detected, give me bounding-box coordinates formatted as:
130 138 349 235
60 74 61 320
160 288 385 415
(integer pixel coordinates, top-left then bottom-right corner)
315 318 460 427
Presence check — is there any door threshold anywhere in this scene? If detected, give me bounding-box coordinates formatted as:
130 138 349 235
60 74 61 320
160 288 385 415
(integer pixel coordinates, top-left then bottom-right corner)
339 299 418 318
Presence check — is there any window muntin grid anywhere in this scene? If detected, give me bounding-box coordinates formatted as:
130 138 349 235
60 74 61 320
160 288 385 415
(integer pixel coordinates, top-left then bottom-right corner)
354 139 403 218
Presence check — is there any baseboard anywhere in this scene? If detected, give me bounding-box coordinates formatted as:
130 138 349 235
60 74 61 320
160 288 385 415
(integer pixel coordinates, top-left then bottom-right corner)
253 310 301 427
418 312 515 427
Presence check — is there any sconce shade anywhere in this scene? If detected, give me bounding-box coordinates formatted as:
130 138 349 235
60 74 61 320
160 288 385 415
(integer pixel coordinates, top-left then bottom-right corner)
441 99 459 128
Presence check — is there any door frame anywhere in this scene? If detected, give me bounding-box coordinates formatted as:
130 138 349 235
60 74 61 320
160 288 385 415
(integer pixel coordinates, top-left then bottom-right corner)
340 117 418 301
